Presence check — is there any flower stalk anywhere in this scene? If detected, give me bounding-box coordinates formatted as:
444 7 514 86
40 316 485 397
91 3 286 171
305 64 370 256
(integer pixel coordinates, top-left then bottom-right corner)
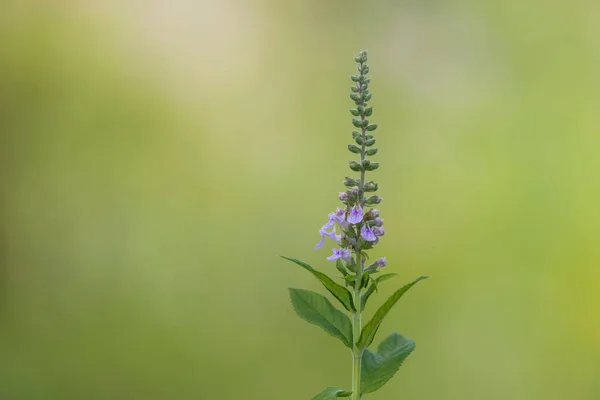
281 50 427 400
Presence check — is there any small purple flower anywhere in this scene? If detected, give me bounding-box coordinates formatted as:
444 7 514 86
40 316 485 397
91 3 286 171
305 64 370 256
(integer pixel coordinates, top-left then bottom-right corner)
374 257 387 267
321 208 347 231
326 248 351 261
338 192 349 201
373 226 385 237
370 209 380 218
348 205 364 224
314 227 342 250
360 224 377 241
375 218 384 227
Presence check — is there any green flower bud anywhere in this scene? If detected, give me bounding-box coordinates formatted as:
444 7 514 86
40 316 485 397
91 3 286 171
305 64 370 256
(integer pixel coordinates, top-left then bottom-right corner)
349 109 360 116
365 107 373 116
365 195 383 205
361 119 370 128
366 123 378 131
349 161 362 172
357 105 364 114
351 75 360 82
364 181 379 192
366 148 378 156
348 144 361 154
355 136 363 145
363 93 372 101
352 130 360 139
361 159 371 168
365 162 380 171
343 177 359 187
352 119 362 128
350 86 359 93
350 93 361 102
365 138 376 146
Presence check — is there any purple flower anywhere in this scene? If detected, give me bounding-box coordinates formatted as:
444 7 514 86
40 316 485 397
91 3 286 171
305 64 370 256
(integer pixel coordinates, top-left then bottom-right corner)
370 209 380 218
326 248 351 261
338 192 349 201
314 227 342 250
375 218 384 227
348 205 364 224
374 257 387 267
321 208 347 231
360 224 377 241
373 226 385 237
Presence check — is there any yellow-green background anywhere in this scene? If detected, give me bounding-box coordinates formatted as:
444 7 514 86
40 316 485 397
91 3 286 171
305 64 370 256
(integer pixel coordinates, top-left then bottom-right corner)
1 1 599 399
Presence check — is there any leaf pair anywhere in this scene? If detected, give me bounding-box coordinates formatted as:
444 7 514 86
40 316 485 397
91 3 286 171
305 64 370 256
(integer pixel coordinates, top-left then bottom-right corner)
361 332 415 394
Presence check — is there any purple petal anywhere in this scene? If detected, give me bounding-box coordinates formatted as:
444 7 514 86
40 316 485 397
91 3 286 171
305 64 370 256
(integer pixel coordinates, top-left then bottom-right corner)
341 248 351 261
374 257 387 267
348 205 364 224
314 232 326 250
360 225 377 242
326 248 342 261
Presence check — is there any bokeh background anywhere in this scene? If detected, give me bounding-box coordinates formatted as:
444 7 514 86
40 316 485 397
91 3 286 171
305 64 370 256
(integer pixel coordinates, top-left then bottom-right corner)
1 1 599 399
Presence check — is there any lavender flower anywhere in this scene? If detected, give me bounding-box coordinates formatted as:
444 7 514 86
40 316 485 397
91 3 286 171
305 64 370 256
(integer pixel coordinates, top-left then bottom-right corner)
374 218 384 227
373 226 385 237
314 227 341 250
348 205 363 224
326 248 351 262
338 192 349 201
360 224 377 241
374 257 387 267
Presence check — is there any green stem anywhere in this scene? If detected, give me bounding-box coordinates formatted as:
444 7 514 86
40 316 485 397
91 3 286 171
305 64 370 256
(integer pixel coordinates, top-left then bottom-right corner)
351 284 363 400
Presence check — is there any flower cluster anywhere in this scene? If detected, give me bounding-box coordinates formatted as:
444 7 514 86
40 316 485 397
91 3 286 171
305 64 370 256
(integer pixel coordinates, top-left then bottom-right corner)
314 50 386 274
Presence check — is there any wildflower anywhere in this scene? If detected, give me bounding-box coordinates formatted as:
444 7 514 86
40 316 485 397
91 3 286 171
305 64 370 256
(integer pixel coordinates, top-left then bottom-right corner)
314 227 342 250
374 257 387 267
360 224 377 241
326 248 351 261
338 192 349 201
374 218 384 227
374 226 385 237
348 205 364 224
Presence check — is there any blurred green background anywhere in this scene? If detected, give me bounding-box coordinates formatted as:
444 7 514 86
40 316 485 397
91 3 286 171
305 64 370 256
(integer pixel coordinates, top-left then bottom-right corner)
1 1 599 399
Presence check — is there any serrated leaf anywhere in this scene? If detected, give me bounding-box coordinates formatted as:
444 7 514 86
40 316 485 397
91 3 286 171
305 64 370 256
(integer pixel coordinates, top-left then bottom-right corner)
361 332 415 394
361 273 397 310
281 256 356 311
312 387 353 400
357 276 428 348
289 289 353 348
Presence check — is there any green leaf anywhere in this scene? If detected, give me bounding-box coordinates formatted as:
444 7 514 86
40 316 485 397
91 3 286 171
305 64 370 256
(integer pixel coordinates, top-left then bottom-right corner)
357 276 428 348
361 273 397 310
361 332 415 394
281 256 356 311
289 289 353 348
312 387 352 400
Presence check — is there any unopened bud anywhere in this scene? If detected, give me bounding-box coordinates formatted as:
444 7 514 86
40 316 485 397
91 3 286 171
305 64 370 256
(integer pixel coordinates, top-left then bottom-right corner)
365 162 379 171
365 195 382 205
363 181 378 192
338 192 349 201
374 227 385 237
343 177 359 187
375 218 384 227
349 161 362 172
370 209 380 218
